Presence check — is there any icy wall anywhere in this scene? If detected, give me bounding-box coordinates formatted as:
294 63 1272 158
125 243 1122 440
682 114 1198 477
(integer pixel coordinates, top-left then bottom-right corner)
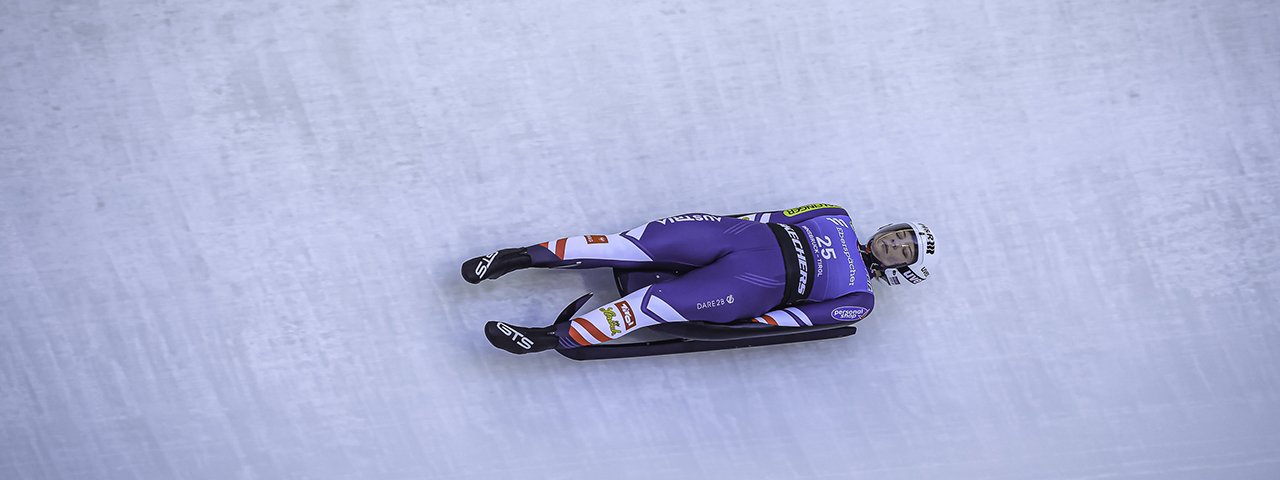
2 0 1278 478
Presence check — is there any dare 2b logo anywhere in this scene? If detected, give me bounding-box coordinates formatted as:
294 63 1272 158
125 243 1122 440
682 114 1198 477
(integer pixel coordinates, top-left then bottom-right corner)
830 306 869 322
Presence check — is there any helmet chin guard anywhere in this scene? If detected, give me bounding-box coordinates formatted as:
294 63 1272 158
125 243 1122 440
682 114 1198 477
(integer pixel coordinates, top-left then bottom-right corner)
868 222 936 287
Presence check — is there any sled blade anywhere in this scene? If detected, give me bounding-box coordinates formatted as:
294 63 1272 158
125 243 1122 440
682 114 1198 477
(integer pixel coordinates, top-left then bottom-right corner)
555 326 856 361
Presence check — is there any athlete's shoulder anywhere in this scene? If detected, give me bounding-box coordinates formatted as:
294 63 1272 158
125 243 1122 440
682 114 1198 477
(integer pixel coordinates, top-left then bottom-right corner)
731 203 849 224
779 202 848 218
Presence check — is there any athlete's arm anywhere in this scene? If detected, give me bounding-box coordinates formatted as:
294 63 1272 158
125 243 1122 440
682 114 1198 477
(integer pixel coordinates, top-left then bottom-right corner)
728 203 849 225
745 292 874 327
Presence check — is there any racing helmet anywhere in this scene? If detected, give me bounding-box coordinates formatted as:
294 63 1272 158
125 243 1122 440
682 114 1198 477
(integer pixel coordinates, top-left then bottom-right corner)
866 222 936 286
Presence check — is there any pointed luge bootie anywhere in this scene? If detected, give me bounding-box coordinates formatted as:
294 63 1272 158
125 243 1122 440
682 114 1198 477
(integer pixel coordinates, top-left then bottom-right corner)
483 293 595 355
461 247 532 284
484 321 558 354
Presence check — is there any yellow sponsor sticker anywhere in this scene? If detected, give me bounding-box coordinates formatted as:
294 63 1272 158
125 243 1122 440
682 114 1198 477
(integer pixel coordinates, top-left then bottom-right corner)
600 307 621 335
783 203 842 217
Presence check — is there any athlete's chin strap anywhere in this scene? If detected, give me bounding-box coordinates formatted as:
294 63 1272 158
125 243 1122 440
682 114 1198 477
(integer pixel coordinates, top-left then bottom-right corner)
859 244 885 280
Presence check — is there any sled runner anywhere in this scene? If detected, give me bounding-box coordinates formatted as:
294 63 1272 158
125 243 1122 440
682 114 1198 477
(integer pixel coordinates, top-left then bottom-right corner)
555 321 857 360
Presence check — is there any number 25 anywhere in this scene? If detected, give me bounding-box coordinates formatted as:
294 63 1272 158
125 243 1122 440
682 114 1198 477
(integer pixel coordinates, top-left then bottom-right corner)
816 236 836 260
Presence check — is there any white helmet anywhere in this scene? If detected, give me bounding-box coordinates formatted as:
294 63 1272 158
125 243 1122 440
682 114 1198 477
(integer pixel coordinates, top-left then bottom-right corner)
866 222 936 286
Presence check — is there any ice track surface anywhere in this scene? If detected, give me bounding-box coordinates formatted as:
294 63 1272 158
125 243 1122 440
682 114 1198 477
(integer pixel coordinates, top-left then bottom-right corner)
3 1 1279 479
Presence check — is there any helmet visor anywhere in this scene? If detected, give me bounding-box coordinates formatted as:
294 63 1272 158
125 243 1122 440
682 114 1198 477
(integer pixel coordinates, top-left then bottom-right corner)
869 224 918 268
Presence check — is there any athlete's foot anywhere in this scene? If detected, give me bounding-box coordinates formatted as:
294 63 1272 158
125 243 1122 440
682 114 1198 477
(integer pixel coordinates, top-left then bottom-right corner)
485 322 558 354
461 247 533 284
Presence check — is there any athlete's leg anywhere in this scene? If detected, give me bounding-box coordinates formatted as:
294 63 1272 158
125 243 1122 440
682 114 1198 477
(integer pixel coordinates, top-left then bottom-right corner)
555 241 787 349
463 213 765 283
528 213 761 269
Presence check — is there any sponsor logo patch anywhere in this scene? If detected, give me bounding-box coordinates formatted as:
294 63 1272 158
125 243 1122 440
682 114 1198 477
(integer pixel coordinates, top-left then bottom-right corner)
901 268 924 284
656 214 722 225
696 294 735 310
831 306 869 322
495 322 534 349
474 251 498 278
599 306 621 335
920 224 935 255
783 203 841 217
615 301 636 330
585 235 609 244
783 225 810 295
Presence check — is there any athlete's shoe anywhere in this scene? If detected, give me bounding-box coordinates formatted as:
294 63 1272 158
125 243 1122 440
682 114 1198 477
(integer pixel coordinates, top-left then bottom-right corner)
461 248 532 284
484 322 558 354
481 293 595 355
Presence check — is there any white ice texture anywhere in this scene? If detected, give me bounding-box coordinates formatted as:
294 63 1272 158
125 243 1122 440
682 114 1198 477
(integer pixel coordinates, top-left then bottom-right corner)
2 1 1279 479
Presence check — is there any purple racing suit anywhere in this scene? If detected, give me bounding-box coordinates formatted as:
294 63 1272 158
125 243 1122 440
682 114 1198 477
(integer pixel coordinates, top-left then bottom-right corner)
524 203 875 349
